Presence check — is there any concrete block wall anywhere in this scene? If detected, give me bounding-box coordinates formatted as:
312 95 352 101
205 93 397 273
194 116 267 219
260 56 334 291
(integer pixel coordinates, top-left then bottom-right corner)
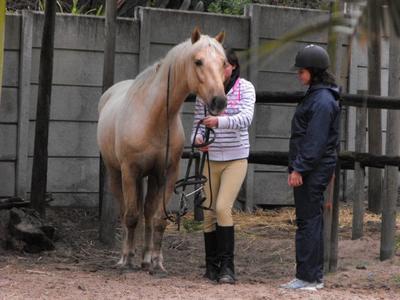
0 5 357 208
1 12 139 206
0 15 21 197
247 5 350 206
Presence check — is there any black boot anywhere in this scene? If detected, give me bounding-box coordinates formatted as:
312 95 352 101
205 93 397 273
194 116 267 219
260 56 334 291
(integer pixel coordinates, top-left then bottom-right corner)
216 225 235 284
203 231 219 281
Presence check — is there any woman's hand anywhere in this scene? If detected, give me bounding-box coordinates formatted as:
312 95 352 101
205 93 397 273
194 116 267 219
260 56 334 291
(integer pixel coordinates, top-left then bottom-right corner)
195 135 208 152
288 171 303 187
202 116 218 128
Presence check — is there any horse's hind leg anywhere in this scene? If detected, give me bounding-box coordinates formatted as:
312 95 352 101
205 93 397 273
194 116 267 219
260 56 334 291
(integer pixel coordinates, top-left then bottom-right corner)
143 164 179 274
141 175 159 271
151 214 168 274
118 165 142 268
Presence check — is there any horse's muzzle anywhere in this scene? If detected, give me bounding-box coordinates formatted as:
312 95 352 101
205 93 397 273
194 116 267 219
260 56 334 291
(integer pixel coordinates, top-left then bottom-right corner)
209 96 227 116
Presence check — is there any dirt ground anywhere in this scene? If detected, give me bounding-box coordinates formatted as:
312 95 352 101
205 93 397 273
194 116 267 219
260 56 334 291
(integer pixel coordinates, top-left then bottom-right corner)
0 205 399 300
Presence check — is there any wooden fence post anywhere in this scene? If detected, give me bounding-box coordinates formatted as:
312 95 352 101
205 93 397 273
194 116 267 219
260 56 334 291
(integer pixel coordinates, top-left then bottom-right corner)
30 0 56 217
0 0 5 101
352 91 367 240
380 22 400 261
367 0 383 214
324 0 343 273
243 4 260 212
99 0 118 246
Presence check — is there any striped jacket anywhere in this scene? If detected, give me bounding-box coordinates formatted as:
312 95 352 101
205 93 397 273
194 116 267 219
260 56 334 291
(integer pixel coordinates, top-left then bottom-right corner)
192 77 256 161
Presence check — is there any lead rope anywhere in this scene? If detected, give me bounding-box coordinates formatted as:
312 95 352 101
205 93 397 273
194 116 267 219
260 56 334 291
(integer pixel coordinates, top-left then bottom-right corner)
162 66 175 223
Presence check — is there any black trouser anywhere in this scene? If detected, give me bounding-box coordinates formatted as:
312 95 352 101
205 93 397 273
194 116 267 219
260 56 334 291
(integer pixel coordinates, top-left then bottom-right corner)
293 162 335 283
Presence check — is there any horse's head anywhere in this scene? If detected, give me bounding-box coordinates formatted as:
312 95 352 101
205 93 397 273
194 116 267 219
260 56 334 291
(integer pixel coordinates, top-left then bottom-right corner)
186 28 227 116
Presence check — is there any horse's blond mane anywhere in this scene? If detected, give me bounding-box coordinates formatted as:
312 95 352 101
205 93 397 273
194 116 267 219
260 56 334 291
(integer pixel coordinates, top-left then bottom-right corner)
98 35 224 113
128 60 163 92
130 34 225 93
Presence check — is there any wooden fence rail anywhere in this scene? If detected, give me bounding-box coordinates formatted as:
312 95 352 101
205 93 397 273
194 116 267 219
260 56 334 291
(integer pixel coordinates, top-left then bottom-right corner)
182 150 400 170
186 92 400 110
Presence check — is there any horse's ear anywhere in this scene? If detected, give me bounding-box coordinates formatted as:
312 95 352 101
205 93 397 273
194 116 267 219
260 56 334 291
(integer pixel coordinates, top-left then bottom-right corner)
191 27 201 44
214 31 225 44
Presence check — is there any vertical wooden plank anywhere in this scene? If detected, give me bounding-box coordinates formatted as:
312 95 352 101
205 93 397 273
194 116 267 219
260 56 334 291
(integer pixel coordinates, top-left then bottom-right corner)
30 0 56 217
329 163 341 272
367 0 383 214
99 0 118 246
380 22 400 261
352 91 367 240
243 4 260 212
324 0 343 273
323 1 336 272
136 7 151 72
16 11 33 199
323 176 334 271
0 0 5 101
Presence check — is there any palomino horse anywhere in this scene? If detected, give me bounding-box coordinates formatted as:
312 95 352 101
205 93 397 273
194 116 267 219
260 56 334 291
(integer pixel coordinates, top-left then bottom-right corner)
97 28 227 273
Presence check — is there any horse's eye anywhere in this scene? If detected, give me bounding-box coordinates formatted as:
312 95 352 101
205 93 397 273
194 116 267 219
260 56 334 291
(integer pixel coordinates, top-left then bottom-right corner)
195 59 203 67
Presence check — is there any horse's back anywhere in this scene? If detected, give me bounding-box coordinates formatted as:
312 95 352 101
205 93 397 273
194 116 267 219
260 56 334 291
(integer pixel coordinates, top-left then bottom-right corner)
98 80 134 113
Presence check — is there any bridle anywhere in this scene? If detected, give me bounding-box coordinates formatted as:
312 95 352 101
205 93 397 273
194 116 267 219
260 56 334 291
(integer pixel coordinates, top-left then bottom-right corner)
162 66 215 228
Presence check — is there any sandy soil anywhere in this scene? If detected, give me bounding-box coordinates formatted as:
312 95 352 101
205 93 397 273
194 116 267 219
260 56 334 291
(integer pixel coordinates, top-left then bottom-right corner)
0 206 399 300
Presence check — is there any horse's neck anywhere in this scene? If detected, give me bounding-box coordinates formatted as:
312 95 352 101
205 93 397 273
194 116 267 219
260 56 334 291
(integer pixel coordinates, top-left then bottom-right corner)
157 61 190 118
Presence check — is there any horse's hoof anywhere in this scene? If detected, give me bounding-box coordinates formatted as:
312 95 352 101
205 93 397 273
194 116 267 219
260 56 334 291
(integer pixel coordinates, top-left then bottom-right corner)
149 267 168 278
149 260 168 277
114 256 133 269
114 263 129 269
141 262 151 271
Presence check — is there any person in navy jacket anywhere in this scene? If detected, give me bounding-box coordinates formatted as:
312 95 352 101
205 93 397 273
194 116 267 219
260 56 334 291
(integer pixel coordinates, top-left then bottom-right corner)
281 44 340 291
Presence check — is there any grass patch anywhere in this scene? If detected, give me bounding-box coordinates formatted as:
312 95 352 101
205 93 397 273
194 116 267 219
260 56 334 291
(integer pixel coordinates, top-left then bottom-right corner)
182 218 203 233
396 235 400 251
393 274 400 286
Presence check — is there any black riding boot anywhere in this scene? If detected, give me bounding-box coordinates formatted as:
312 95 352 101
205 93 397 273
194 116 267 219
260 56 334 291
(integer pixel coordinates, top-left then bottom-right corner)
216 225 235 284
203 231 219 281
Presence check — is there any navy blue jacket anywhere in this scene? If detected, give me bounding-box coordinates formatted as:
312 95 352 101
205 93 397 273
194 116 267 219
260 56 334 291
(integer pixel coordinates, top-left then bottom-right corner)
288 84 340 174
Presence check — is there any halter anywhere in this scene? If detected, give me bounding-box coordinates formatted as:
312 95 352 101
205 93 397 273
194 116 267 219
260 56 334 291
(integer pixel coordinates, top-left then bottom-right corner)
162 66 216 228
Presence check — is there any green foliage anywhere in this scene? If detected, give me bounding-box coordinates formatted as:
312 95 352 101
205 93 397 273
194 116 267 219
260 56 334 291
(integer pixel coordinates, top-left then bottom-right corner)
38 0 45 11
208 0 251 15
10 0 104 16
70 0 83 15
94 4 104 16
254 0 330 10
182 218 203 233
206 0 330 15
394 274 400 286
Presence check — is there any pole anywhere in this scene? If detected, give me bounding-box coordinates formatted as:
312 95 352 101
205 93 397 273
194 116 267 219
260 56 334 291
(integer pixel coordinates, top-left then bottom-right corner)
99 0 118 246
30 0 57 217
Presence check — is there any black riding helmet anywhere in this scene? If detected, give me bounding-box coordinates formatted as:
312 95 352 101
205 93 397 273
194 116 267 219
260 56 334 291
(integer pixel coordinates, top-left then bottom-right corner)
294 44 330 70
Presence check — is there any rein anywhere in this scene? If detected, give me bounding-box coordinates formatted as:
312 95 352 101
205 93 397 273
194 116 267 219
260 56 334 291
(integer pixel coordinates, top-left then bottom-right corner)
162 67 216 228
